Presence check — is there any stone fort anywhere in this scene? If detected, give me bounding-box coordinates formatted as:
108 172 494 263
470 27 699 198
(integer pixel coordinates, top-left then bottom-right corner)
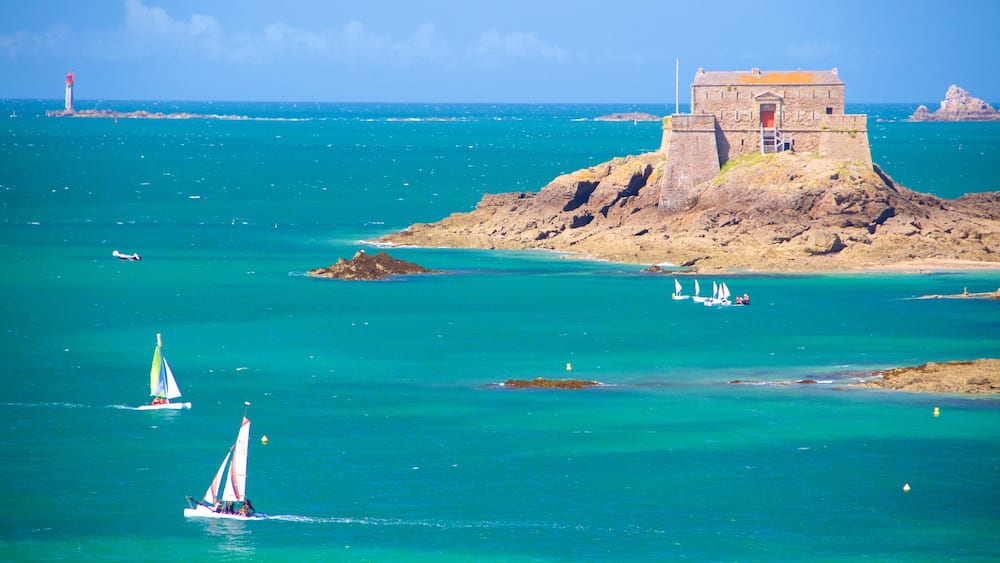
658 68 872 212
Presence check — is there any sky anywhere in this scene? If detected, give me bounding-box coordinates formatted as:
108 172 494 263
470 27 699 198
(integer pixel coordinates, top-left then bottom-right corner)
1 0 997 104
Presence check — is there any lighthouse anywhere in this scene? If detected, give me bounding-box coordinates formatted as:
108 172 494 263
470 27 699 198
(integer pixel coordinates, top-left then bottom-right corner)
64 72 74 113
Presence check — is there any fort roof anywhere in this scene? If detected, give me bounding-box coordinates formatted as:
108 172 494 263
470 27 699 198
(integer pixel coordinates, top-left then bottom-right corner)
693 68 843 87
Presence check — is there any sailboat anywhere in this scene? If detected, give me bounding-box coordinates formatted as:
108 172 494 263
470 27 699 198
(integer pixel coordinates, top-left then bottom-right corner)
704 282 732 306
136 333 191 410
184 402 263 519
671 278 690 300
691 279 707 303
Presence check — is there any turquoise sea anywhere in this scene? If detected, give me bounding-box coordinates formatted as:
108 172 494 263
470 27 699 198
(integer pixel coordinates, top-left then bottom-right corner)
1 101 998 561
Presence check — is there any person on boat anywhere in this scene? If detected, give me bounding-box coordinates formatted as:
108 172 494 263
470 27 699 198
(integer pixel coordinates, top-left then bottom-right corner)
214 501 223 513
151 396 167 405
735 296 743 305
742 294 750 305
239 499 255 516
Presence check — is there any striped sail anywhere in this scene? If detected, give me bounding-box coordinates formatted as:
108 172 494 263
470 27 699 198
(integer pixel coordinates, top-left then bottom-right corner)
202 449 233 505
149 334 182 399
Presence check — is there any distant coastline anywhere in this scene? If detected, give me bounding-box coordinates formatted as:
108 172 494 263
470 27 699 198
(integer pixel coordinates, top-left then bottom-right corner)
45 108 293 121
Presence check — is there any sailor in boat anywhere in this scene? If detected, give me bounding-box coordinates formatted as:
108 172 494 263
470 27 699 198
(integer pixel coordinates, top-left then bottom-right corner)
151 396 168 406
742 293 750 305
238 499 255 516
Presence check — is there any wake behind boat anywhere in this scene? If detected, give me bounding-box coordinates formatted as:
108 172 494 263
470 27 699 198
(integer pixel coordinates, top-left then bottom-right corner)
136 333 191 410
184 402 263 519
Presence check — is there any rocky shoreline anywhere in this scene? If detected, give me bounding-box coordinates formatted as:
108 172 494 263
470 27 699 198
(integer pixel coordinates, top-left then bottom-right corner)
379 151 1000 273
850 359 1000 394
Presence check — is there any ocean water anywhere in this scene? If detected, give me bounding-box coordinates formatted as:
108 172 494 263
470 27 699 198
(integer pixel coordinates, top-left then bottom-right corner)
1 101 998 561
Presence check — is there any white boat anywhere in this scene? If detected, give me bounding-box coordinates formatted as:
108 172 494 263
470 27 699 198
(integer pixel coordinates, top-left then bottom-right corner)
136 333 191 410
703 281 732 307
113 249 142 261
671 278 690 300
691 279 707 303
703 281 719 306
184 402 263 519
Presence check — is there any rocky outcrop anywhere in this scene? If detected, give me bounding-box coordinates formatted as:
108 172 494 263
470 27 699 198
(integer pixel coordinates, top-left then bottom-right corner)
910 85 1000 121
498 378 601 389
378 151 1000 272
851 359 1000 394
307 250 437 280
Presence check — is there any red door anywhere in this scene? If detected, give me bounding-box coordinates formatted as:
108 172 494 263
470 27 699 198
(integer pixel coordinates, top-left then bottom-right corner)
760 110 775 128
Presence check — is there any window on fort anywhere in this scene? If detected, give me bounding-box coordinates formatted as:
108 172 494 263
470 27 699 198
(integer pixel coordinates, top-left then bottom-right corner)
826 107 833 115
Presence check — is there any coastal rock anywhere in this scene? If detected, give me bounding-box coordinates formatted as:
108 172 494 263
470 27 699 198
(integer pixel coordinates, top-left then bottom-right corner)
379 151 1000 272
910 85 1000 121
499 378 601 389
851 359 1000 394
307 250 437 280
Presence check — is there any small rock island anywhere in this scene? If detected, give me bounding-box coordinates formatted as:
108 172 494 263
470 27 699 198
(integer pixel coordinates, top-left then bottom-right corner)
307 250 437 280
498 378 602 389
910 85 1000 121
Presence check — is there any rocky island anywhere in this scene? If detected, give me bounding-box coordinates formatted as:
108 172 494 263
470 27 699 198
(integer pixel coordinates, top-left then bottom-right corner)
910 85 1000 121
380 68 1000 273
378 150 1000 273
498 378 602 389
307 250 437 280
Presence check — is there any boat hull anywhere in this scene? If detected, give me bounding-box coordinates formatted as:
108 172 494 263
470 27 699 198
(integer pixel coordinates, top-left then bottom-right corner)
136 402 191 410
183 505 264 520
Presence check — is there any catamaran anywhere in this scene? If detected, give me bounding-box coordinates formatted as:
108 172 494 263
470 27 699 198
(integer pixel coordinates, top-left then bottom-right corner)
671 278 690 300
704 282 732 307
184 402 263 519
137 334 191 410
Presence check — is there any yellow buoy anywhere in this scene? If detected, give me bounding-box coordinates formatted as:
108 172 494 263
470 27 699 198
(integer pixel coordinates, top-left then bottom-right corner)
933 407 940 417
261 435 269 444
902 483 911 492
566 362 572 371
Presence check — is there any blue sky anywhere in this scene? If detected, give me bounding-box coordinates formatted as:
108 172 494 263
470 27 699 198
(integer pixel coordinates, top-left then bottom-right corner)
1 0 997 104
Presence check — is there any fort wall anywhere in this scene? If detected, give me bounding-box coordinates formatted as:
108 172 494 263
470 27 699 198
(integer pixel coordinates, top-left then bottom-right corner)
657 115 721 213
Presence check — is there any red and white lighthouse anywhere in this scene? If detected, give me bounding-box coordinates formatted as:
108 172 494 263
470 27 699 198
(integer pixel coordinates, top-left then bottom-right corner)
64 72 75 113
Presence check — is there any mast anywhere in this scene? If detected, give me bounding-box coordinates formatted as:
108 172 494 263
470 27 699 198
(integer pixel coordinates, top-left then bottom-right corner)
149 334 163 397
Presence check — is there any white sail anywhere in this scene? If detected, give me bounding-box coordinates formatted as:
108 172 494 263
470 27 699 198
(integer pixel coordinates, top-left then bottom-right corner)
674 279 682 294
221 416 251 502
694 280 700 296
712 281 718 299
721 283 731 301
161 359 182 399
